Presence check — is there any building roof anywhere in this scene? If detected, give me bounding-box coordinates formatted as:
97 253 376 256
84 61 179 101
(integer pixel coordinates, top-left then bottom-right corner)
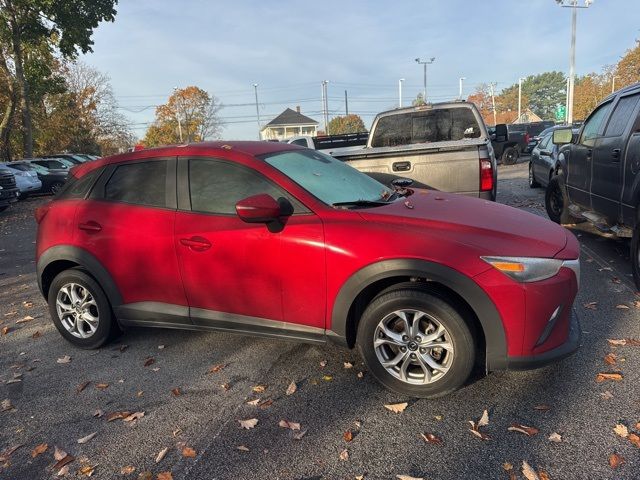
263 108 319 128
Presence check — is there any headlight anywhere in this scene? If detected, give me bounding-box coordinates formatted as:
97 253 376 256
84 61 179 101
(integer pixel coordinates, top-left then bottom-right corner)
481 256 563 283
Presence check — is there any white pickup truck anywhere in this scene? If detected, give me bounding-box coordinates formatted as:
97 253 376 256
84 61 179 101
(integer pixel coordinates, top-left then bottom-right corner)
287 132 369 157
330 102 498 201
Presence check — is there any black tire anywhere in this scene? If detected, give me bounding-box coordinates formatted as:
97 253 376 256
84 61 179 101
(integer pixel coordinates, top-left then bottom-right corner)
631 224 640 291
0 205 8 213
356 289 475 398
528 163 540 188
48 268 120 349
501 146 519 165
545 175 571 224
50 181 64 195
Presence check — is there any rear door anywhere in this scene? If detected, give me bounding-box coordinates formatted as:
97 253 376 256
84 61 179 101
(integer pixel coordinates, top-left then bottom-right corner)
566 101 613 208
591 92 640 221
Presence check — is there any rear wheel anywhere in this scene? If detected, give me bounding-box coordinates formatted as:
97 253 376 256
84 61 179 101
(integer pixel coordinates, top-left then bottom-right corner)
50 181 64 195
528 163 540 188
545 175 571 225
356 289 475 398
502 146 519 165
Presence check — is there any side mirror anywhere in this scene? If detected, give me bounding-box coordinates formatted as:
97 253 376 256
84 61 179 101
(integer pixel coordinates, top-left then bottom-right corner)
490 133 496 141
495 124 508 138
235 194 282 223
552 127 573 145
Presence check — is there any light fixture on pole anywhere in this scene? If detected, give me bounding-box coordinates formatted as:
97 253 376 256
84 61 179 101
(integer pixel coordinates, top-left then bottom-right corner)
556 0 594 124
611 74 618 93
458 77 466 100
398 78 405 108
173 87 183 143
415 57 435 102
253 84 261 140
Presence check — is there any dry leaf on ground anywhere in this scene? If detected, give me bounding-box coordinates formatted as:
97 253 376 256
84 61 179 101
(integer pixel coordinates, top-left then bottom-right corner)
616 304 630 309
343 430 353 442
155 447 169 463
246 399 260 406
31 443 48 457
596 373 623 382
1 326 9 335
396 476 423 480
236 445 249 452
171 388 181 397
76 381 90 393
343 362 353 369
157 473 173 480
522 461 540 480
0 444 23 462
124 411 145 422
279 419 301 431
95 383 109 390
1 398 14 411
533 404 551 411
339 449 349 461
609 453 624 469
121 466 135 474
468 409 491 440
285 381 297 396
508 424 539 436
54 446 67 461
584 302 598 310
143 358 155 367
106 411 131 422
384 402 408 413
181 447 196 458
252 385 266 393
57 355 71 364
293 429 307 440
238 418 258 429
604 353 617 365
627 433 640 448
548 432 562 443
16 315 34 324
77 432 97 444
208 364 225 373
600 391 614 400
78 465 95 476
614 424 629 438
420 433 442 444
52 452 75 471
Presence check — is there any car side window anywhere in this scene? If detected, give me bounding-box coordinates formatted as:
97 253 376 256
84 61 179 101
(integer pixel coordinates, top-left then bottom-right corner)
580 101 612 147
290 138 308 147
104 160 168 208
538 134 551 151
56 168 102 200
605 93 640 137
188 158 308 215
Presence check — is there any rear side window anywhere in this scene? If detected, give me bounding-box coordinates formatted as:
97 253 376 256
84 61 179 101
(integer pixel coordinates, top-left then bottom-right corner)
371 107 481 147
56 168 101 200
104 161 168 208
580 101 612 147
605 94 640 137
290 138 308 147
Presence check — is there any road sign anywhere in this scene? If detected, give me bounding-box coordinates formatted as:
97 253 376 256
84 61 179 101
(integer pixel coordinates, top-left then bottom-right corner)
556 105 566 121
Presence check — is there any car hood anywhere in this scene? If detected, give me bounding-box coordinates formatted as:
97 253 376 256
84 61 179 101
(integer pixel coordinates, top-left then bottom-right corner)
357 189 570 258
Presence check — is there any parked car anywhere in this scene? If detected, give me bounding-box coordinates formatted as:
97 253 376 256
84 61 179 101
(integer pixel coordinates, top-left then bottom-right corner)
30 157 75 170
545 82 640 287
0 167 19 212
75 154 100 161
36 141 580 398
287 132 369 155
43 154 88 165
528 129 579 188
331 102 497 201
10 161 68 194
0 162 41 198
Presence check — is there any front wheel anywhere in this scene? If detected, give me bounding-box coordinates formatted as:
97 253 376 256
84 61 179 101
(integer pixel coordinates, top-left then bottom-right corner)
545 175 571 225
356 289 475 398
50 181 64 195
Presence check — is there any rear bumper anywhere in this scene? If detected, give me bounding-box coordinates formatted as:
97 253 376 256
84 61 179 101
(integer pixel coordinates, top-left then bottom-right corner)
506 308 581 370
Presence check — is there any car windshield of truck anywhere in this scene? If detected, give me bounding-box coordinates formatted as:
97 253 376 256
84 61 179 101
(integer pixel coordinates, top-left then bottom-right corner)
370 107 482 148
262 149 394 207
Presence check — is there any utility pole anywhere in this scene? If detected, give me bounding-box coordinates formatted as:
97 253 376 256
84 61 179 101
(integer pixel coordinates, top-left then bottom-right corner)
415 57 435 102
489 83 497 126
612 75 618 93
398 78 404 108
458 77 466 100
344 90 349 115
321 80 329 135
518 77 524 123
173 87 183 143
556 0 594 124
565 77 570 123
253 83 261 140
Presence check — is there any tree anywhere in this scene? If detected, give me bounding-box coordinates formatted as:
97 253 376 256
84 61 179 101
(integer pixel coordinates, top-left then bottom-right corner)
144 86 222 147
327 114 366 135
412 93 426 106
521 71 567 120
467 84 494 125
615 40 640 89
0 0 117 157
573 73 609 121
495 84 528 121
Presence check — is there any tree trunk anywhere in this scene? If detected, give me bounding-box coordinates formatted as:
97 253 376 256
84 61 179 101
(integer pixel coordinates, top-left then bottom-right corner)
0 92 16 161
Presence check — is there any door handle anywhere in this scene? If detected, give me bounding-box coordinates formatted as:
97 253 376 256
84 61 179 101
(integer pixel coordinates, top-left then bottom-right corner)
78 221 102 232
179 236 211 252
586 148 592 161
392 161 411 172
612 148 621 162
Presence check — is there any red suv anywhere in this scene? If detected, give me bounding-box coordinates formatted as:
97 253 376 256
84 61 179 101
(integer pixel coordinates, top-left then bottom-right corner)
36 142 581 398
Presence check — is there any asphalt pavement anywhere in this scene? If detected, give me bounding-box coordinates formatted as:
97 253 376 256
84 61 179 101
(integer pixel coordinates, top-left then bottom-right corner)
1 162 639 480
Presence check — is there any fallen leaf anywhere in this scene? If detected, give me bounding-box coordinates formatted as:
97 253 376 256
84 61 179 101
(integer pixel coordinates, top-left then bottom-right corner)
285 381 297 396
155 447 169 463
77 432 97 444
78 465 95 476
468 428 491 441
608 338 640 346
1 398 14 412
384 402 408 414
23 301 33 308
57 355 71 364
604 353 617 365
16 315 34 324
57 465 70 476
52 453 75 471
208 364 225 373
137 472 153 480
420 433 442 445
137 391 144 397
119 344 129 352
319 360 327 367
584 301 598 310
503 463 517 480
171 388 181 397
600 391 614 400
609 453 624 469
357 371 364 379
124 411 145 422
292 429 307 440
95 383 109 390
343 430 353 442
614 424 629 438
612 277 622 284
616 304 630 309
76 381 90 393
522 461 540 480
31 443 48 457
220 383 230 390
32 330 41 338
157 473 173 480
533 404 551 411
157 344 165 350
1 326 9 335
322 375 333 381
252 385 266 393
236 445 249 452
627 433 640 448
508 424 539 436
121 466 135 474
538 472 551 480
54 446 67 461
548 432 562 443
396 476 423 480
258 399 273 409
93 409 104 418
181 447 196 458
0 444 23 462
478 409 489 427
106 411 131 422
238 418 258 429
339 449 349 461
596 373 623 382
246 399 260 406
143 358 155 367
343 362 353 369
279 419 301 431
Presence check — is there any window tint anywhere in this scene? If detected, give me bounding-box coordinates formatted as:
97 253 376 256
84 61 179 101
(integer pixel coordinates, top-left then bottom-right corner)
189 159 306 215
538 134 552 150
56 168 101 200
605 94 640 137
290 138 308 147
104 161 168 207
580 101 612 146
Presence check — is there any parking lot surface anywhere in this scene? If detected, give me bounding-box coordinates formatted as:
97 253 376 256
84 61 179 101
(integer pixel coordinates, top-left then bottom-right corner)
1 162 640 480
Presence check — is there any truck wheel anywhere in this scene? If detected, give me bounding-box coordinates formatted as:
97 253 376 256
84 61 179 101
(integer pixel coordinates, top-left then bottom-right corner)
545 175 571 225
631 225 640 290
356 289 475 398
528 163 540 188
502 147 519 165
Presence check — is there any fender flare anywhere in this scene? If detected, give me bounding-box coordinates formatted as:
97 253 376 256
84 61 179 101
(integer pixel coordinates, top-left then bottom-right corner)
37 245 123 307
328 259 508 371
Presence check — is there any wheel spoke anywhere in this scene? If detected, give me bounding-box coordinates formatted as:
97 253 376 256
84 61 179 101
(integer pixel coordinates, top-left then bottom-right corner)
381 350 406 368
395 311 410 334
56 282 100 339
398 353 412 382
421 353 450 375
414 354 433 384
420 324 445 345
409 311 425 337
422 340 453 352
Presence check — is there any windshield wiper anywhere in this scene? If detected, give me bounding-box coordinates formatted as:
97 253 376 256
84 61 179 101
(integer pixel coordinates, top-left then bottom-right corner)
332 199 389 208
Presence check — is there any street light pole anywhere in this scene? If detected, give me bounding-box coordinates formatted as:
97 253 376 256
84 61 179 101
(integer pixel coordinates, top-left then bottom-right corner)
458 77 466 100
173 87 183 143
518 77 523 122
321 80 329 134
398 78 404 108
414 57 435 102
489 82 497 126
253 83 261 140
612 75 618 93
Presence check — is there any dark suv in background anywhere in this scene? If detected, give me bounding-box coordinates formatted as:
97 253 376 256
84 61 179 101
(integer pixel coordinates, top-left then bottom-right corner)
0 167 19 212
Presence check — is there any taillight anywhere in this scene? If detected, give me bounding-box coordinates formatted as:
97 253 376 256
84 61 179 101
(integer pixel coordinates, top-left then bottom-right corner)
480 158 493 192
524 133 531 144
34 203 51 224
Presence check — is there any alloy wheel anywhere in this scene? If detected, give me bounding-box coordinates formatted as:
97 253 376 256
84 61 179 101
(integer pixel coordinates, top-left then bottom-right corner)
373 309 454 385
56 282 100 338
549 183 564 217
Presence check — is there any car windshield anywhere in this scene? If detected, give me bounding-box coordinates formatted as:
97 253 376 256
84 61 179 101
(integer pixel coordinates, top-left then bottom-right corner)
50 158 74 168
261 149 394 206
7 163 31 172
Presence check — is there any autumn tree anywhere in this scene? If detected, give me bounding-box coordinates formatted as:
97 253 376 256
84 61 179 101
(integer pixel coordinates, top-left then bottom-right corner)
0 0 117 157
144 86 222 147
521 71 567 120
467 84 494 125
327 114 366 135
615 40 640 89
573 73 610 121
495 84 528 120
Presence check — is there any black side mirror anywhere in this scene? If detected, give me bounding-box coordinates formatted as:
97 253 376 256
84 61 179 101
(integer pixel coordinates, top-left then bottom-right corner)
495 124 508 138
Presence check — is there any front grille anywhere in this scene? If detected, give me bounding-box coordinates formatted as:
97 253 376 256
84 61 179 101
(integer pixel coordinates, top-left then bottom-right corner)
0 172 17 189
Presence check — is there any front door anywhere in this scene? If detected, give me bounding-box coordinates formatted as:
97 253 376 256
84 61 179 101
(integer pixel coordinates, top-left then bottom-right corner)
175 156 326 338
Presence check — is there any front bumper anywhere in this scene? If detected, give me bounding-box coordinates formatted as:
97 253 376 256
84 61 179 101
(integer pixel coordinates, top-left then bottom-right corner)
506 308 581 370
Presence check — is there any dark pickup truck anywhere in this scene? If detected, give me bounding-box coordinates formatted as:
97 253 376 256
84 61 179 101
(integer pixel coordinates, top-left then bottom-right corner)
490 121 555 165
545 82 640 286
0 168 19 212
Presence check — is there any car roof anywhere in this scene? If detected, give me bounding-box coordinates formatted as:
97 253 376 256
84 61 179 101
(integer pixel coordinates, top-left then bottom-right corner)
71 141 304 178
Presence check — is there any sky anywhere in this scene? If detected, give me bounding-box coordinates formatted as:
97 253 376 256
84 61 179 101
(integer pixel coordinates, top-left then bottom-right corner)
80 0 640 141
